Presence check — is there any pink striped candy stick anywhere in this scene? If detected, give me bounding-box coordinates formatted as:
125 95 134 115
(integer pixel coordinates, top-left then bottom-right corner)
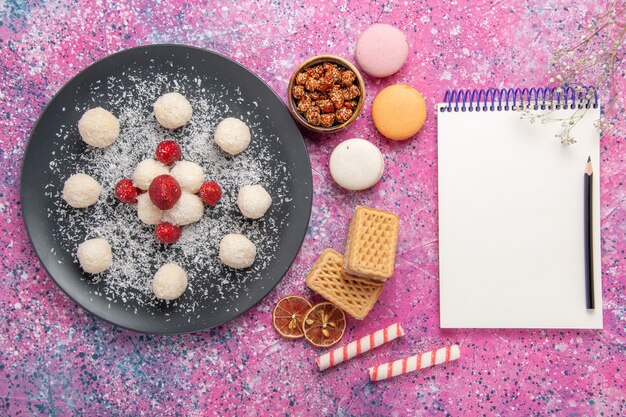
316 323 405 371
368 344 461 382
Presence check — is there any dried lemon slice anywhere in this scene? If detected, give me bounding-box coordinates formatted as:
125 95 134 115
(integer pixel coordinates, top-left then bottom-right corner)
272 295 312 339
302 302 347 348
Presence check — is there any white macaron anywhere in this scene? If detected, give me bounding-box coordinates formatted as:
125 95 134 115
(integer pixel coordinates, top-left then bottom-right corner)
329 138 385 191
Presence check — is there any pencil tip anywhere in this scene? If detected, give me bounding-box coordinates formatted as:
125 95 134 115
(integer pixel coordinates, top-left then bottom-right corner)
585 157 593 175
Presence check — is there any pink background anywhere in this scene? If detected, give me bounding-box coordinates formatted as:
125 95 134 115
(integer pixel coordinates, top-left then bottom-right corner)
1 0 624 415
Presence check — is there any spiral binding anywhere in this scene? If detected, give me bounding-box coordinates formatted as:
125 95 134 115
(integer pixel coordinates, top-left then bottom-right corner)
440 86 598 112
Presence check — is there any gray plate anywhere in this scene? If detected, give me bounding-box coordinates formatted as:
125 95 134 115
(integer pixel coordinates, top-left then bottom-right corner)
20 45 312 334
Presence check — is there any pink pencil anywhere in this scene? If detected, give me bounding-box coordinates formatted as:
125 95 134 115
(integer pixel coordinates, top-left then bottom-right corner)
369 344 461 381
316 323 405 371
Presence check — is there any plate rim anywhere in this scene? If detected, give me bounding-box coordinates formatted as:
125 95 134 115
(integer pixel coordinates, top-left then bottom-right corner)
19 43 313 335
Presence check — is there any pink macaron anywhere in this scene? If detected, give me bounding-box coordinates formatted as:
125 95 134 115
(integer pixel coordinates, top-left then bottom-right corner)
355 24 409 78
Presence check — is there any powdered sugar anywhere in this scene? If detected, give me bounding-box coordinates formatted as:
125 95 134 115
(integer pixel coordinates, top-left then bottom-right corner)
45 71 292 313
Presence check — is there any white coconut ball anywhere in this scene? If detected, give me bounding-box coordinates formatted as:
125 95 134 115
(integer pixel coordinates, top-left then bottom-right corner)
137 193 163 225
77 238 112 274
132 159 169 190
152 263 188 301
153 92 193 129
214 117 251 156
77 107 120 148
170 161 204 193
237 185 272 219
219 233 257 269
62 173 101 208
162 192 204 226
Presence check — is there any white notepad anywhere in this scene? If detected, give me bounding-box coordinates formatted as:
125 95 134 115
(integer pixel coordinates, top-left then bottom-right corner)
437 88 602 328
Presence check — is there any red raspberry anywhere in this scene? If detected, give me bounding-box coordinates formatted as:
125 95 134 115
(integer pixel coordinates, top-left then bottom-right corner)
114 178 140 204
154 222 181 244
198 181 222 205
155 140 182 165
149 175 181 210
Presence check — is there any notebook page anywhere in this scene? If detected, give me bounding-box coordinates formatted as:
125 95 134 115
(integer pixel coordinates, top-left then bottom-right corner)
437 105 602 328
